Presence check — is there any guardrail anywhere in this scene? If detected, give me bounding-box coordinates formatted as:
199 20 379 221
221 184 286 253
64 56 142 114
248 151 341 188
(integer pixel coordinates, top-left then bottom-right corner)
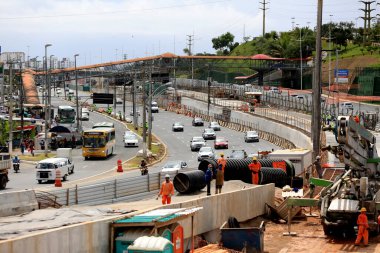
48 170 179 206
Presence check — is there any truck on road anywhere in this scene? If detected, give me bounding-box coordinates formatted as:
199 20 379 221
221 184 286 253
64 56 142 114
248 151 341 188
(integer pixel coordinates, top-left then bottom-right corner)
0 153 11 189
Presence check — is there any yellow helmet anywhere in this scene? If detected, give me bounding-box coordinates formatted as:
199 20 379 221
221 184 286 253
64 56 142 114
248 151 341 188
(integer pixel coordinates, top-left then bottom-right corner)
252 156 258 161
220 153 224 157
360 207 367 212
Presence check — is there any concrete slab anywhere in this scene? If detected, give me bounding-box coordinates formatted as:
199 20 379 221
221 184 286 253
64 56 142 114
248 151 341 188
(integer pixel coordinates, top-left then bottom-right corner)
0 190 38 217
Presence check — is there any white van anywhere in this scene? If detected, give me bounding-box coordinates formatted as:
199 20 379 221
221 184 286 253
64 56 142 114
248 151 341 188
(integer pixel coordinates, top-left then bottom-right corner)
341 102 354 110
35 148 74 183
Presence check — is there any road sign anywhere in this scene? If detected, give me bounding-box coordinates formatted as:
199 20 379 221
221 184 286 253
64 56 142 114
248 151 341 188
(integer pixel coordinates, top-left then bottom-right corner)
93 93 113 104
334 69 349 77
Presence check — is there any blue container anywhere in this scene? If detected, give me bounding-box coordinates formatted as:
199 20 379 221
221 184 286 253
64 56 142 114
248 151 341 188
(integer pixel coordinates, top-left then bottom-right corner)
220 220 265 253
115 228 151 253
128 236 173 253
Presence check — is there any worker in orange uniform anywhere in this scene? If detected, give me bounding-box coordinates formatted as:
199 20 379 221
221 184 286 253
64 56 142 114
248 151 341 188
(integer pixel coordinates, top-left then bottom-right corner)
354 115 360 124
217 153 227 172
248 157 261 184
158 174 175 205
355 207 369 247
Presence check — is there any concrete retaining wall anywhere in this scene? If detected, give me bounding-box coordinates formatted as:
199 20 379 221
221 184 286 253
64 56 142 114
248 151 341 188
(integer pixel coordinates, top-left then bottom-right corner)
181 97 312 150
0 184 274 253
0 190 38 217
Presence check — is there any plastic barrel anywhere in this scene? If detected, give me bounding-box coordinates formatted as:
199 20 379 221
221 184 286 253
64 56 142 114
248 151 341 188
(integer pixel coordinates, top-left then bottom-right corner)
173 170 206 194
198 158 295 184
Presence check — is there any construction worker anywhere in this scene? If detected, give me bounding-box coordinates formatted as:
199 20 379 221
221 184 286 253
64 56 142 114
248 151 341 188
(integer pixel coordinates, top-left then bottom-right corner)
205 164 213 196
354 115 360 124
217 153 227 172
248 157 261 184
313 156 322 178
158 174 174 205
215 163 224 194
355 207 369 247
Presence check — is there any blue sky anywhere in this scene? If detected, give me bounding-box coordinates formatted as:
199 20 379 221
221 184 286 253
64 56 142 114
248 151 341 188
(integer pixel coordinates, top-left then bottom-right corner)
0 0 374 65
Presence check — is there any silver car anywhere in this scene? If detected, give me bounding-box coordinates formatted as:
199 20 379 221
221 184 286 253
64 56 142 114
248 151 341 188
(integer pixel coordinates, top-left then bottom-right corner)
161 160 188 173
190 136 206 151
172 122 184 132
244 131 259 142
197 146 215 161
209 121 221 131
202 128 216 140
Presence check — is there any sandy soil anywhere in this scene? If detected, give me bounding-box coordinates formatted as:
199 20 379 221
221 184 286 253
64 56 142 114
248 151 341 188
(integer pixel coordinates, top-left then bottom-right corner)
260 212 380 253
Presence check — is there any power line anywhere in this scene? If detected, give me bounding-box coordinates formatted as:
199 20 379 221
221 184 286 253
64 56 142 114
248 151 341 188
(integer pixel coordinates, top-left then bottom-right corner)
259 0 269 36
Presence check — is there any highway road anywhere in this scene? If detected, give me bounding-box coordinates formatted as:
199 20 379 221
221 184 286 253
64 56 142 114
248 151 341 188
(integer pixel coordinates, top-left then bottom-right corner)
4 90 279 192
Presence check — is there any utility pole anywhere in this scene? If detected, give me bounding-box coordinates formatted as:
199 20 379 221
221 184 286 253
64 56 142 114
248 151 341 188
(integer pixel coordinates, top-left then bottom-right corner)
187 35 194 87
291 17 295 30
296 24 303 90
328 15 333 94
123 74 126 121
49 54 54 126
44 44 52 157
74 54 80 132
19 62 24 146
335 49 340 116
260 0 269 36
0 48 4 105
132 70 138 130
312 0 323 161
360 1 376 44
8 61 13 153
142 65 147 158
113 75 117 116
148 62 153 150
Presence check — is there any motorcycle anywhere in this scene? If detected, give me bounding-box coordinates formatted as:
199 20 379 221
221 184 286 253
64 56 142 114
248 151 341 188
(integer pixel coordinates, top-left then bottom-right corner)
140 165 148 176
13 162 20 173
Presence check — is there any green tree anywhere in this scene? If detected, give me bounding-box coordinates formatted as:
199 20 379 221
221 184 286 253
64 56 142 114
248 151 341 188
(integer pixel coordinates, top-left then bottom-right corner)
211 32 239 55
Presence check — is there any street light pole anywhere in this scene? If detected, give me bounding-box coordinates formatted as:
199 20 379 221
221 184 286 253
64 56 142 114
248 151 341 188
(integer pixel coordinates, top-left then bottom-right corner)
49 54 54 126
312 0 323 160
74 54 80 132
8 62 13 153
296 24 303 90
44 43 52 157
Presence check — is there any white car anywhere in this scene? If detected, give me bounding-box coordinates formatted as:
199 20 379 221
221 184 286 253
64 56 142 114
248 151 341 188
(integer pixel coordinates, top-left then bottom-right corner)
81 112 89 121
190 136 206 151
202 128 216 140
197 147 215 161
161 160 188 173
124 130 135 139
151 101 159 113
244 131 259 142
68 89 75 95
116 97 123 104
36 157 74 183
124 134 138 147
209 121 221 131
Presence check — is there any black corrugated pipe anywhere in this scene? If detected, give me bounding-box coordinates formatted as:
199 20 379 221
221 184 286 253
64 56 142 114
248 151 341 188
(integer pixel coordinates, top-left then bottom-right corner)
198 158 295 185
173 170 207 194
259 168 288 188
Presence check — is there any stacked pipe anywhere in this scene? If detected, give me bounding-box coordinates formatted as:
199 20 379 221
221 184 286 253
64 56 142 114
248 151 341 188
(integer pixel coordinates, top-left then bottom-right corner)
173 170 206 194
198 158 295 187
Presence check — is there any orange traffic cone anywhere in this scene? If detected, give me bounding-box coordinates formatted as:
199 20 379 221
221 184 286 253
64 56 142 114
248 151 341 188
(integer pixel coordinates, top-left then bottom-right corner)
55 168 62 187
117 160 123 172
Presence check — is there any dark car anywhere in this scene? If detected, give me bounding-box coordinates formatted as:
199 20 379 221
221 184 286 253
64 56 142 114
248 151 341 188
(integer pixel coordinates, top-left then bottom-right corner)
192 117 204 126
172 122 184 132
214 137 228 149
228 150 248 159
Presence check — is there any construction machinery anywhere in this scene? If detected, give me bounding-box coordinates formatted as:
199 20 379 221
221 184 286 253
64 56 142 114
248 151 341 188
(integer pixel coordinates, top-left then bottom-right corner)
318 116 380 236
0 153 11 190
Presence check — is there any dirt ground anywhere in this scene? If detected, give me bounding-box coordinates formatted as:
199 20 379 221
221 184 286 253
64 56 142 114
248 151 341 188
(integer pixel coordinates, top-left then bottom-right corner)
256 210 380 253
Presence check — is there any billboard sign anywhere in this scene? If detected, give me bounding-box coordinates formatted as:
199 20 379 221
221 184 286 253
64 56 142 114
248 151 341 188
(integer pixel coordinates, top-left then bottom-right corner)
334 69 349 77
92 93 113 104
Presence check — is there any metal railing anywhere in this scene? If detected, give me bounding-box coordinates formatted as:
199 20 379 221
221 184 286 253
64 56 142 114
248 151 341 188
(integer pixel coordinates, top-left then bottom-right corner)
48 170 179 206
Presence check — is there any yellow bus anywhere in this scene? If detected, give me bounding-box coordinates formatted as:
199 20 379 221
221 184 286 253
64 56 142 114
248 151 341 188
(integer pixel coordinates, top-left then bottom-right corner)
82 127 116 159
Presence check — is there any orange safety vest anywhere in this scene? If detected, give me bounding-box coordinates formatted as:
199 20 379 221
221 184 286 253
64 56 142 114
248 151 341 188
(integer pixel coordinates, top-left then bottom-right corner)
217 158 227 171
249 162 261 184
357 213 369 228
160 181 174 196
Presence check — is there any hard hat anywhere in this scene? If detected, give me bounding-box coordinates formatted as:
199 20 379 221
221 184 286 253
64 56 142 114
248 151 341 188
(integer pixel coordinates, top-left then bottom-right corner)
361 207 367 212
316 156 321 160
252 156 257 161
220 153 224 157
165 174 170 178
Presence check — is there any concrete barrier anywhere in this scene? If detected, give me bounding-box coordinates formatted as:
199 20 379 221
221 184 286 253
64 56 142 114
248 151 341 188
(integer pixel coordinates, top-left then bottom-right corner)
0 184 274 253
0 190 38 217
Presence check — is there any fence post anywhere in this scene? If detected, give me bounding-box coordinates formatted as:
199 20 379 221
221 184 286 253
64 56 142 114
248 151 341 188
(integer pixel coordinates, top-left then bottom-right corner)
114 179 117 199
75 184 78 205
66 188 69 206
